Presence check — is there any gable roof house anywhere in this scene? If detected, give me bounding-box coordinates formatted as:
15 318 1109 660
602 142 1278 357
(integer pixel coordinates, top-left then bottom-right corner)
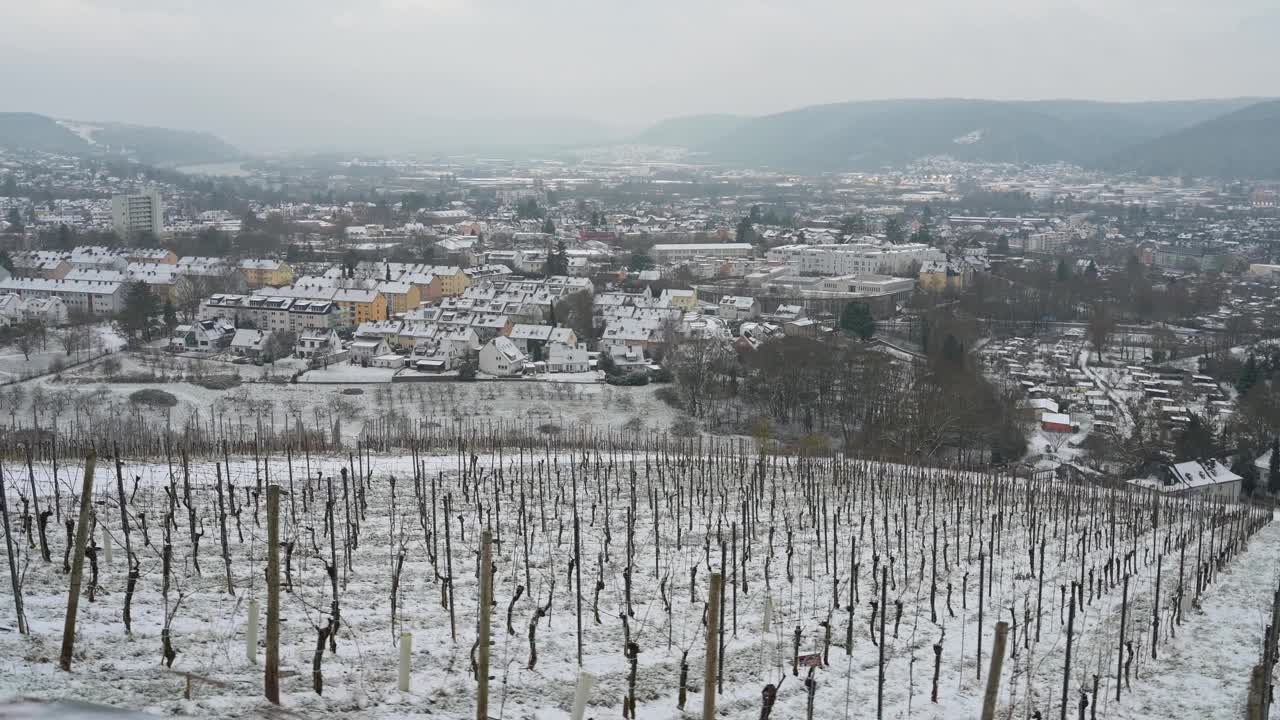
230 329 273 358
478 336 528 378
295 329 341 361
1129 459 1242 503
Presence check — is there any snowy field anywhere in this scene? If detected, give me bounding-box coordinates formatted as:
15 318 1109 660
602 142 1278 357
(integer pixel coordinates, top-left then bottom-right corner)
1 350 684 445
0 451 1274 719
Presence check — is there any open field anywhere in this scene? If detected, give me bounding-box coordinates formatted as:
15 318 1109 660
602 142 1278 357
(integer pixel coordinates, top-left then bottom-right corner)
1 444 1274 719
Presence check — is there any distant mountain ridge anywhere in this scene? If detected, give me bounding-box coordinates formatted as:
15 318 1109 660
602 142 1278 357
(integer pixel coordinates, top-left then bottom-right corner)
0 112 240 166
636 97 1280 178
1103 100 1280 179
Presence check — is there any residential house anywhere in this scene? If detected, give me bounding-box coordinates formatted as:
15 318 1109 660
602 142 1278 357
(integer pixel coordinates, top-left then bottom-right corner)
126 263 179 301
478 336 528 377
1041 413 1074 433
783 318 819 339
22 296 68 325
718 295 760 322
295 329 341 360
0 277 124 316
506 324 554 355
172 318 236 351
240 259 294 288
126 248 178 265
660 288 698 311
355 320 404 343
349 337 391 365
10 251 71 279
230 329 272 359
601 317 665 355
0 294 23 326
378 281 421 317
1129 459 1242 503
546 342 590 373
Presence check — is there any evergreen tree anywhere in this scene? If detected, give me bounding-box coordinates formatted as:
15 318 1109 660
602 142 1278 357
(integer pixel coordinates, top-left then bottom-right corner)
0 251 12 274
162 298 178 333
628 251 653 271
910 224 933 245
735 216 754 244
119 281 161 341
884 217 906 244
543 240 569 276
1236 354 1261 396
1174 414 1216 460
840 302 875 340
995 235 1010 254
4 208 22 234
1233 452 1258 496
941 333 963 368
1056 258 1071 282
1270 437 1280 494
541 217 556 235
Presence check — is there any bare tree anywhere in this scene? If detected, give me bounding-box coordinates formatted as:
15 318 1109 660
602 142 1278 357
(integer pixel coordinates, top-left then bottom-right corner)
1087 305 1116 360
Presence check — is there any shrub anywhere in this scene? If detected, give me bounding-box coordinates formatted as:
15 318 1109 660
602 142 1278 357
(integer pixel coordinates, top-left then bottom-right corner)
654 385 683 409
669 415 698 437
341 388 364 395
649 366 673 383
129 388 178 408
606 371 649 387
537 423 562 435
458 362 478 381
193 373 241 390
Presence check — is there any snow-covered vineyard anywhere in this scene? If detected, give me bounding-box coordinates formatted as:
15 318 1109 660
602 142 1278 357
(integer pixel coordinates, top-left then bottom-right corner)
1 441 1277 719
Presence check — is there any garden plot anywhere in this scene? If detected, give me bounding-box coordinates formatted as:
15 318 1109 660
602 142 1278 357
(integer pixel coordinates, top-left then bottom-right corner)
0 448 1272 719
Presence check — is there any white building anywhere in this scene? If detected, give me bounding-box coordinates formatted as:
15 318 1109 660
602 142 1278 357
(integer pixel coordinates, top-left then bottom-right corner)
1129 459 1242 503
0 277 124 316
546 342 590 373
478 336 528 377
765 242 942 276
111 191 164 238
650 243 754 264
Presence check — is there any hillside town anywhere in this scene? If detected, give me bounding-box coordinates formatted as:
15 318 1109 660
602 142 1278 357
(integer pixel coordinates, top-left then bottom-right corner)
2 149 1280 500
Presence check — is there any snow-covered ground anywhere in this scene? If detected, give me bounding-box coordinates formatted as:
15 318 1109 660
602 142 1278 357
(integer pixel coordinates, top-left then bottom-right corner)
0 325 126 384
0 452 1272 719
0 352 684 445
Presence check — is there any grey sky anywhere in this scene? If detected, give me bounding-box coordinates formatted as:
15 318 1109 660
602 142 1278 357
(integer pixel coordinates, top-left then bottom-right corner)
3 0 1278 152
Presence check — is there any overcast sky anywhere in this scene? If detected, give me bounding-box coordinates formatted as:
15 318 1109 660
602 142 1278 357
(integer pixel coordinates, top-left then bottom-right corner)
3 0 1278 152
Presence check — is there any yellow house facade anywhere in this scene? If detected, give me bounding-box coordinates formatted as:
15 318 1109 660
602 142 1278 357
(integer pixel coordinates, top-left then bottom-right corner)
333 288 387 324
378 281 422 317
239 259 295 289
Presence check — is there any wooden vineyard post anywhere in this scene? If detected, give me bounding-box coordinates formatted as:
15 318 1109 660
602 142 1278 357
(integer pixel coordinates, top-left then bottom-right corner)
265 485 281 704
980 621 1009 720
59 451 96 671
0 458 27 635
1061 583 1077 720
878 565 888 720
1116 574 1128 703
704 573 722 720
1248 664 1268 720
477 529 492 720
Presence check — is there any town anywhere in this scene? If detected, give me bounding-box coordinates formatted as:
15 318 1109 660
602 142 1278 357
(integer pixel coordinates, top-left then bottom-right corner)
3 113 1280 720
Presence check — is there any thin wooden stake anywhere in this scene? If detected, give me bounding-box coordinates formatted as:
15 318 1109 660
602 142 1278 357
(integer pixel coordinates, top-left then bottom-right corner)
704 573 722 720
265 484 281 704
59 451 96 672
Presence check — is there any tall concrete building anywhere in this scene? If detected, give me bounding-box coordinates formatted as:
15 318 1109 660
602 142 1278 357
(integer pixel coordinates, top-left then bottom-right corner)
111 191 164 238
